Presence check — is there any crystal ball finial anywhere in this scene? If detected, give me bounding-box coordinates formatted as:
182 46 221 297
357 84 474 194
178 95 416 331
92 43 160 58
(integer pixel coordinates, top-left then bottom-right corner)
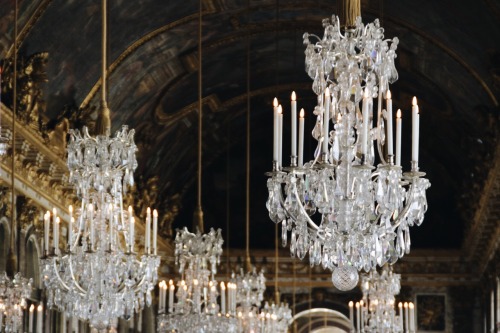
332 265 359 291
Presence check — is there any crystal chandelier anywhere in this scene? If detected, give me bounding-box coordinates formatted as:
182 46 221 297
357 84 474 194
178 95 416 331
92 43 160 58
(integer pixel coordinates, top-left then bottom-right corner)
157 228 238 333
348 265 415 333
41 0 159 329
266 5 430 290
0 272 32 332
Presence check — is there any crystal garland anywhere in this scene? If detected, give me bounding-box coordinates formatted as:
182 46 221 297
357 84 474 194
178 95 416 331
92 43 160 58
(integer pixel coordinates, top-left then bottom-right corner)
157 228 239 333
41 126 160 330
0 272 32 332
348 265 415 333
266 15 430 291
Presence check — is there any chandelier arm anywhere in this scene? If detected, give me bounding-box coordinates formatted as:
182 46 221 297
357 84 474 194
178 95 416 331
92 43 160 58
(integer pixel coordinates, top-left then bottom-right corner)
291 184 320 231
389 181 417 232
52 255 86 295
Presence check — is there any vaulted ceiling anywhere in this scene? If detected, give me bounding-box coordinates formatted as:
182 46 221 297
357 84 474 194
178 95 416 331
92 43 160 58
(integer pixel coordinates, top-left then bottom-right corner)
1 0 499 254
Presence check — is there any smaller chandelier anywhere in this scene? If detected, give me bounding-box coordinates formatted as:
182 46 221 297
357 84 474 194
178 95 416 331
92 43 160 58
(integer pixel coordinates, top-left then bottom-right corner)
0 66 9 157
348 265 415 333
42 126 160 330
157 228 239 333
266 14 430 290
231 268 291 333
0 272 32 332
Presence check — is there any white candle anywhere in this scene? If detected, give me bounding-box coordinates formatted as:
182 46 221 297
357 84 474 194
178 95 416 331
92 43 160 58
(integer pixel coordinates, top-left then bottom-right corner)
153 209 158 255
323 88 330 156
291 92 297 159
29 304 34 333
54 217 60 252
36 305 43 333
273 98 279 163
44 211 49 254
146 207 151 254
168 280 174 313
278 105 283 168
158 281 164 312
386 90 394 157
396 109 402 166
362 88 370 156
356 302 360 332
411 97 419 163
52 208 58 251
404 302 409 333
61 311 67 333
398 302 403 329
409 302 415 331
72 315 79 333
220 282 226 314
348 301 354 327
298 109 305 167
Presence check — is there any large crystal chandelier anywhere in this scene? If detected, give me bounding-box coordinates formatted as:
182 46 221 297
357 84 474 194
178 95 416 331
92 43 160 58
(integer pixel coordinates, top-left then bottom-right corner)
266 1 430 290
348 265 415 333
157 228 238 333
41 0 159 329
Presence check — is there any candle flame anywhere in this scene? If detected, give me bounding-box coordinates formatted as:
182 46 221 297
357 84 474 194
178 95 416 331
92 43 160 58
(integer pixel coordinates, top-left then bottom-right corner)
147 207 151 214
69 205 73 213
409 302 414 309
399 302 403 308
325 87 330 97
397 109 402 118
404 302 408 308
291 91 296 101
221 281 226 289
278 105 282 114
128 205 133 213
355 302 360 308
300 108 305 118
37 305 43 312
153 209 158 217
53 207 57 214
349 301 353 307
412 96 417 106
386 90 392 99
56 216 60 224
29 304 34 312
273 97 278 107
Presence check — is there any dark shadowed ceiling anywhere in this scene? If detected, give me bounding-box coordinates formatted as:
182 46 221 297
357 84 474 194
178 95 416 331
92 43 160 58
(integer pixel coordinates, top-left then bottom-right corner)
1 0 499 251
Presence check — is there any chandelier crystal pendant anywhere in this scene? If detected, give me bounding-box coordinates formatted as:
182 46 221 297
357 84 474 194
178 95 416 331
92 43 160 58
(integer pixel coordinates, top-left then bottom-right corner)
0 272 32 332
266 13 430 290
348 265 415 333
41 0 159 328
157 228 238 333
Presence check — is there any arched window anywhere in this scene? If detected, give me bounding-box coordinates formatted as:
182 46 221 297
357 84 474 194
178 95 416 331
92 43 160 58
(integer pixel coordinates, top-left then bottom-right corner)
25 235 41 290
0 217 10 271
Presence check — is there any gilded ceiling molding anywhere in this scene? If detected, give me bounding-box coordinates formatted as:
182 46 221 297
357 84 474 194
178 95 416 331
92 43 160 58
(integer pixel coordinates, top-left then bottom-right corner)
154 94 220 125
4 0 53 59
79 11 209 110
